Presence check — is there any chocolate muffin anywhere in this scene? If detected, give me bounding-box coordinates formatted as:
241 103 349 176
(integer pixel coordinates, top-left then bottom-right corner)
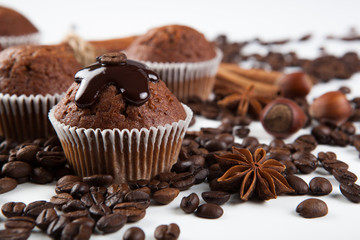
0 44 82 96
0 6 40 47
0 6 38 36
126 24 222 102
126 25 216 63
49 52 193 182
0 44 82 142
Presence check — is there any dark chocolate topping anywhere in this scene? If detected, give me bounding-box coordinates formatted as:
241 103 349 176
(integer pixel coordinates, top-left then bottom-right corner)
74 52 159 108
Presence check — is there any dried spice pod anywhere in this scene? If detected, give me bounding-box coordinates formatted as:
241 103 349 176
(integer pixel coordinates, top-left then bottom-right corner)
309 91 352 126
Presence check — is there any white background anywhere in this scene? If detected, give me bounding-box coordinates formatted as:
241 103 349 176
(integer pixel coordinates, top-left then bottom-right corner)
0 0 360 239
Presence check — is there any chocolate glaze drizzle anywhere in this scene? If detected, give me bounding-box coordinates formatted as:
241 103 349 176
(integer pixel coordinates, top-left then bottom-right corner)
74 52 159 108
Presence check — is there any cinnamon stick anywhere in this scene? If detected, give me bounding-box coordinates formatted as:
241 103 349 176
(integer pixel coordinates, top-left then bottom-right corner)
216 67 280 98
220 63 283 85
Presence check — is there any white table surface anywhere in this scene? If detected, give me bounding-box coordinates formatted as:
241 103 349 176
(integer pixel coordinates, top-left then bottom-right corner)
0 0 360 239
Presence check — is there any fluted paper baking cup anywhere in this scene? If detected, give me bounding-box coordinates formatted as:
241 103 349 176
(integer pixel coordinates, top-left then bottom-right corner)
0 93 63 142
0 32 40 48
142 48 222 102
49 104 193 183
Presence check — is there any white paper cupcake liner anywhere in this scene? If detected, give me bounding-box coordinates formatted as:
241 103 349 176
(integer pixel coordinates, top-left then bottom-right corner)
142 48 222 102
49 104 193 183
0 33 40 48
0 93 63 142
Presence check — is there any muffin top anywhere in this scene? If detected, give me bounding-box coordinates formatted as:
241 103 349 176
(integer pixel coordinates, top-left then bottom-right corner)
54 52 187 130
126 25 216 63
0 6 38 36
0 44 83 96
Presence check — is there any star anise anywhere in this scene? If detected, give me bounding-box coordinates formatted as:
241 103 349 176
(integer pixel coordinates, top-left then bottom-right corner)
217 85 271 119
216 147 294 201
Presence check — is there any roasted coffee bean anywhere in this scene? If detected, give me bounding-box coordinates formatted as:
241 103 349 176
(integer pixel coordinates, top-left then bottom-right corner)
204 139 228 152
191 166 209 184
296 198 328 218
170 172 195 191
105 191 124 208
293 159 317 174
62 199 87 213
35 208 58 231
56 175 82 187
24 201 54 219
124 190 150 204
294 134 317 151
5 216 35 230
89 203 111 220
36 151 67 167
317 151 337 162
148 180 169 192
1 202 26 218
89 187 105 205
83 174 114 187
55 167 74 180
171 160 193 173
154 223 180 240
234 127 250 138
61 222 92 240
155 172 177 182
311 124 332 144
340 182 360 203
43 136 61 147
268 147 291 161
113 203 146 222
322 159 348 173
47 215 70 238
153 188 180 205
80 193 95 208
31 167 54 184
16 144 39 164
50 193 73 209
201 191 230 205
215 133 234 145
286 175 309 195
187 155 205 167
196 203 223 219
280 160 297 175
0 228 31 240
72 217 95 230
269 139 286 148
63 210 89 221
331 130 350 146
56 181 81 194
241 136 259 148
16 176 29 184
332 169 357 184
96 212 127 234
309 177 332 195
340 122 356 135
107 183 130 195
180 193 199 214
70 182 90 199
123 227 145 240
2 161 32 179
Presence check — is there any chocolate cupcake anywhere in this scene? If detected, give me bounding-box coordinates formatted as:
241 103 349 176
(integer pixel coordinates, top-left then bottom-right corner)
0 44 82 141
126 24 222 102
0 6 40 48
49 52 193 183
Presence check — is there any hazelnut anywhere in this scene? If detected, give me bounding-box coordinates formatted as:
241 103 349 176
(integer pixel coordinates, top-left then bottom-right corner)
309 91 352 126
260 98 307 139
276 72 312 98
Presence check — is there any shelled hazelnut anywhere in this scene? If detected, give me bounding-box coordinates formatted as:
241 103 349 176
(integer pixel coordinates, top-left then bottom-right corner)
276 72 312 98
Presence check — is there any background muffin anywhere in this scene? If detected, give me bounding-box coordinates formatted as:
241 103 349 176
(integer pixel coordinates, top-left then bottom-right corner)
0 44 82 142
50 53 193 183
0 6 40 47
126 24 222 102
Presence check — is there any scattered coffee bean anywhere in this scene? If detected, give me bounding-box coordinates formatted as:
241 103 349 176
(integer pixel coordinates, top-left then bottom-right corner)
83 174 114 187
72 217 95 230
0 228 31 240
4 216 35 230
332 169 357 184
286 175 309 195
16 145 39 164
2 161 32 179
96 212 127 234
113 203 146 222
50 193 73 209
24 201 54 219
36 150 67 168
35 208 58 231
154 223 180 240
1 202 26 218
180 193 200 214
309 177 332 195
196 203 224 219
89 203 111 221
201 191 230 205
124 190 150 204
61 221 92 240
30 167 54 184
153 188 180 205
47 215 70 239
170 172 195 190
296 198 328 218
63 210 90 221
61 199 87 213
340 182 360 203
70 182 90 199
123 227 145 240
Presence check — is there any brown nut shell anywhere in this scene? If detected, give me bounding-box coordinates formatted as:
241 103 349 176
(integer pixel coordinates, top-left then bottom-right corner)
277 72 312 98
260 98 307 139
309 91 352 126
